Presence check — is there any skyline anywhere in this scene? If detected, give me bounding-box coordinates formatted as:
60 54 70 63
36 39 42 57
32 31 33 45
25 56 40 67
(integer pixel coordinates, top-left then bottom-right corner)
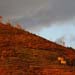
0 0 75 48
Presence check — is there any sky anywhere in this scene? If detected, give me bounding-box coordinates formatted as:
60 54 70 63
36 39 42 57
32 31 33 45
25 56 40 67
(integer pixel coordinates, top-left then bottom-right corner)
0 0 75 48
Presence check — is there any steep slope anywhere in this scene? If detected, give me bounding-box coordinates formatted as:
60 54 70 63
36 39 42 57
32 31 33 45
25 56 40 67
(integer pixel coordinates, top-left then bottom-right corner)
0 22 75 75
0 22 73 50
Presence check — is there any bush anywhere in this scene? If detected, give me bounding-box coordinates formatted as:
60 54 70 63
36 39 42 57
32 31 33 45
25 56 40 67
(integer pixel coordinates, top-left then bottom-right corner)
66 59 72 66
71 59 75 66
66 59 75 66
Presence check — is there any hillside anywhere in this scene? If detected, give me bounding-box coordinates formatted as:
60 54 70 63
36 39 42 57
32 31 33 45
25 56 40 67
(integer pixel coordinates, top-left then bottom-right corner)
0 22 75 75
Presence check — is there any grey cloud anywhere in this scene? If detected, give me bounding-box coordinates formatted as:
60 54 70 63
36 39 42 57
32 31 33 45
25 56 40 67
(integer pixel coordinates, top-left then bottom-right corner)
0 0 75 32
0 0 47 16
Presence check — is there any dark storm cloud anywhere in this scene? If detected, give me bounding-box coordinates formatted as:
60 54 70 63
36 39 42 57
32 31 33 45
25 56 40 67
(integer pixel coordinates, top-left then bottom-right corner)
0 0 75 31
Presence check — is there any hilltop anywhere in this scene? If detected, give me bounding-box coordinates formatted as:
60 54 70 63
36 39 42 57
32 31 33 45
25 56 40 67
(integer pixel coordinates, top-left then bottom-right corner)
0 21 75 75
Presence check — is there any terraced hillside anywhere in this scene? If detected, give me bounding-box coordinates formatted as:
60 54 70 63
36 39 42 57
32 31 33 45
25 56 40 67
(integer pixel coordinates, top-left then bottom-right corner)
0 22 75 75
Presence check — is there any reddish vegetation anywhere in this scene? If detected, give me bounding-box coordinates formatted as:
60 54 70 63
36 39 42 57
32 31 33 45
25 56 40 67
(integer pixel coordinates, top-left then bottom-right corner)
0 19 75 75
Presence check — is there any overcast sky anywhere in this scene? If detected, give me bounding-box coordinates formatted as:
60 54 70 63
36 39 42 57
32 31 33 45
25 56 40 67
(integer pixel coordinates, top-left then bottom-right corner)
0 0 75 48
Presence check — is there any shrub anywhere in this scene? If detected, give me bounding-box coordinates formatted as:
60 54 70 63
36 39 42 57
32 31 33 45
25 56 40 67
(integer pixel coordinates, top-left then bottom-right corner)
71 59 75 66
66 59 75 66
66 59 72 66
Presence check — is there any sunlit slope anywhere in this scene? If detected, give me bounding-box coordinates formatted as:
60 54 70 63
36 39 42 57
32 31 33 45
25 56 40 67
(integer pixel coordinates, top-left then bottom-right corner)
0 22 75 75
